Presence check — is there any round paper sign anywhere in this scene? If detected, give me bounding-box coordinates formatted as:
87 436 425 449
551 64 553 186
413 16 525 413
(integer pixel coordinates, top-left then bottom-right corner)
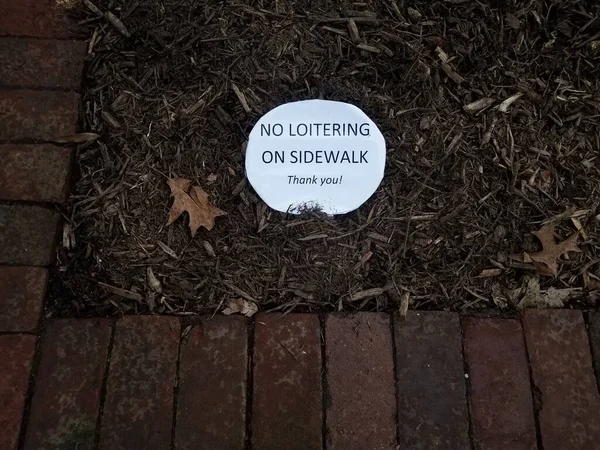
245 100 386 215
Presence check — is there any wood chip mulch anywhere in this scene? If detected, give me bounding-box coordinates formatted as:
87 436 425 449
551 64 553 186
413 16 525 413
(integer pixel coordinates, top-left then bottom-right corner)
50 0 600 316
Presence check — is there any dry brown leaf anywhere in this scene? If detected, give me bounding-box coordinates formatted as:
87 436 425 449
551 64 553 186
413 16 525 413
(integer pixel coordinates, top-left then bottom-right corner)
167 178 226 237
52 132 100 143
222 298 258 317
517 276 579 308
511 222 580 276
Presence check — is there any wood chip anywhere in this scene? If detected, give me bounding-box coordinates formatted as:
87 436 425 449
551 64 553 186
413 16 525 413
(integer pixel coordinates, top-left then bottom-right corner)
348 19 360 42
498 92 523 113
349 287 385 301
232 84 251 113
157 241 178 259
463 97 495 113
356 43 381 54
477 268 502 278
399 291 410 317
98 282 143 301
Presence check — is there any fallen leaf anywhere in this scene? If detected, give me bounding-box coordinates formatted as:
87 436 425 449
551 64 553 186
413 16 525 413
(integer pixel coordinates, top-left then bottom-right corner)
52 132 100 143
511 222 580 276
517 276 578 308
167 178 226 237
222 298 258 317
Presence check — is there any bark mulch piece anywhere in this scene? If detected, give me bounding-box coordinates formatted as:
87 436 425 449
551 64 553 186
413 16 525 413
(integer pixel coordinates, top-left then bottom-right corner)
53 0 600 316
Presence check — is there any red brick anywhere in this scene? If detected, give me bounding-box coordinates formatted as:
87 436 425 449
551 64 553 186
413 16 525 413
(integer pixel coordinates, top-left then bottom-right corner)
24 319 112 450
0 38 86 89
325 313 395 450
0 204 61 266
0 0 77 39
522 310 600 449
395 312 469 449
99 316 179 450
253 314 322 450
464 318 537 450
0 334 36 450
0 145 71 203
589 312 600 383
0 90 79 141
176 316 247 450
0 267 47 332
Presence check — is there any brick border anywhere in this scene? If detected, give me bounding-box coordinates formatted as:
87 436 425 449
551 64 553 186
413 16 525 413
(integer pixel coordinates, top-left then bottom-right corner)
3 311 599 450
0 2 86 334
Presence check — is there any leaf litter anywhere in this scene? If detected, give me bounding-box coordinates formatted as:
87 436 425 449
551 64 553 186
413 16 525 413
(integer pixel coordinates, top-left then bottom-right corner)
50 0 600 316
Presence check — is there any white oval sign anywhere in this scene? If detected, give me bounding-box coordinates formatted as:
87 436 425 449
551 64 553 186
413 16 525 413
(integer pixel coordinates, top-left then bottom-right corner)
245 100 386 215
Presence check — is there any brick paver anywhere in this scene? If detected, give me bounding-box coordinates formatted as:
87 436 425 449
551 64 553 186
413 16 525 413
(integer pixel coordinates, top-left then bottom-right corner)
24 319 112 450
0 38 86 89
325 313 396 450
0 0 77 39
0 334 36 450
0 267 47 332
464 318 537 450
395 312 470 449
99 316 180 450
0 145 71 203
0 90 79 141
253 314 322 450
522 310 600 449
0 204 61 266
176 317 247 450
589 313 600 383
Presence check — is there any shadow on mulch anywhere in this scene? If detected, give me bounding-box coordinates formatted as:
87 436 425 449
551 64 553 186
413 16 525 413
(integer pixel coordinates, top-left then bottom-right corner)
52 0 600 317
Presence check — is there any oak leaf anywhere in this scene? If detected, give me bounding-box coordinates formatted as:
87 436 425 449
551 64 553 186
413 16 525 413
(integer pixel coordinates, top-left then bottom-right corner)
511 222 580 276
167 178 226 237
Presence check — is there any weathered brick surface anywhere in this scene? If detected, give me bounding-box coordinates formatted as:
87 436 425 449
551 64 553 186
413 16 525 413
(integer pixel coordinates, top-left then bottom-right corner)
176 316 247 450
253 314 322 450
24 319 112 450
589 312 600 383
0 0 76 39
395 312 470 450
464 318 537 450
326 313 396 450
0 38 86 89
0 267 47 332
0 90 79 141
99 316 179 450
0 145 71 203
0 334 36 450
0 204 61 266
522 310 600 449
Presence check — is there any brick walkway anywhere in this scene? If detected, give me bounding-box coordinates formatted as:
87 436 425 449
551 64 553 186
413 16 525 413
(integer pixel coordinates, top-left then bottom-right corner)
2 3 600 450
0 312 600 449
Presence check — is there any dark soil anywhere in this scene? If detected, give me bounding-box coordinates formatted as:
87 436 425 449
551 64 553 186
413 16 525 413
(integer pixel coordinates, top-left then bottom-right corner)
52 0 600 316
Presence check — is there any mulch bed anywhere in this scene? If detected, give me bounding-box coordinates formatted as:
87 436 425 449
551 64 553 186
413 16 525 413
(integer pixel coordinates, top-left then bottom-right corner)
51 0 600 316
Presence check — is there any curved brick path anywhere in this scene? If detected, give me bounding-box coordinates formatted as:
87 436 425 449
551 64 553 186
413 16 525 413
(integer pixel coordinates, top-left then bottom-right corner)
1 3 600 450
